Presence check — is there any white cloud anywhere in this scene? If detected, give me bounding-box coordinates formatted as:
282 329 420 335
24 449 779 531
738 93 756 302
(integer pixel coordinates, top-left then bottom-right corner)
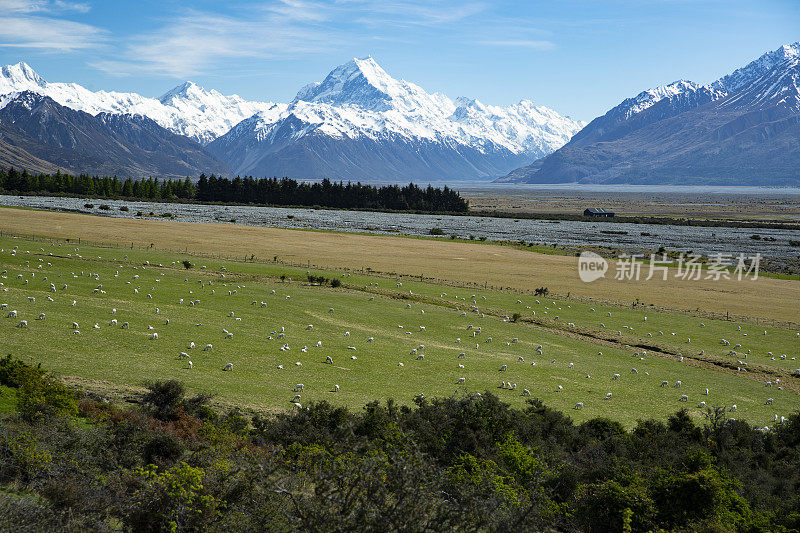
0 0 91 13
0 16 104 52
91 7 338 78
480 40 556 50
0 0 99 52
345 0 488 26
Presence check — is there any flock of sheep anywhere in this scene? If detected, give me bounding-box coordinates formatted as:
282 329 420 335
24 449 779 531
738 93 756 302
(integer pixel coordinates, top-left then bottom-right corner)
1 240 796 427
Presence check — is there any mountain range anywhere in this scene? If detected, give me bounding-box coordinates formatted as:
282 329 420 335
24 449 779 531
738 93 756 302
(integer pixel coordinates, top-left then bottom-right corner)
0 91 228 178
501 42 800 185
0 58 583 181
0 42 798 185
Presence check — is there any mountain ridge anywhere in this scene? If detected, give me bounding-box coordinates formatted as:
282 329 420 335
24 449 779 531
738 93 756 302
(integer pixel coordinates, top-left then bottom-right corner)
0 91 229 179
501 42 800 185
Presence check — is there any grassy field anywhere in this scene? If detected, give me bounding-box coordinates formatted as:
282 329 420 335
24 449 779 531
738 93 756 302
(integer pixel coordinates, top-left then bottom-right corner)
0 229 798 428
1 207 799 322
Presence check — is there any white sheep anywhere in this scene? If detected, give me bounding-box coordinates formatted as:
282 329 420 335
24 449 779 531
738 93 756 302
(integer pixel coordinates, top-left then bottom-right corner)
522 389 531 396
766 398 774 405
499 364 507 372
574 402 584 410
325 356 333 364
203 344 213 351
294 383 304 392
730 404 737 412
605 392 612 400
150 332 159 340
674 381 682 388
333 385 340 392
612 373 620 381
187 361 193 369
72 321 79 329
16 320 28 328
222 363 233 371
37 313 45 320
679 395 688 402
456 377 465 384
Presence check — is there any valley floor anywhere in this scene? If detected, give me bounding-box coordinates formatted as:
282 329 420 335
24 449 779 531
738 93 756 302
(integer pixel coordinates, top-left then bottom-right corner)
0 207 798 428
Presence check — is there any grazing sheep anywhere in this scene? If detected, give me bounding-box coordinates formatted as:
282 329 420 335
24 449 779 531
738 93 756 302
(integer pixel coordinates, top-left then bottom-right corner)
222 363 233 371
766 398 774 405
37 313 45 320
730 404 737 412
294 384 304 392
605 392 612 400
574 402 584 410
456 377 465 384
458 352 466 359
203 344 213 351
16 320 28 328
333 385 340 392
150 332 159 340
121 322 129 329
325 356 333 364
499 364 507 372
522 389 531 396
72 321 79 329
612 373 620 381
674 381 682 388
679 395 688 402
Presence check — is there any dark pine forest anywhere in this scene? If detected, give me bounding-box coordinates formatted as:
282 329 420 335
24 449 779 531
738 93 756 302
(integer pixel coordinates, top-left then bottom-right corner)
0 167 470 213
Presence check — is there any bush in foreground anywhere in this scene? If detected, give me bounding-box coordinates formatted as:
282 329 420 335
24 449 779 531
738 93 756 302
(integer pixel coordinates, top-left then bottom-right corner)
0 362 798 531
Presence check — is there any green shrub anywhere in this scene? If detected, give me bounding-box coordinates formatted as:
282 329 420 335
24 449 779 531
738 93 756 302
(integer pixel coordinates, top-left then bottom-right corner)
330 278 342 288
83 203 94 209
99 204 110 210
119 205 129 212
143 433 184 466
182 260 193 269
429 227 445 235
17 373 79 421
0 355 44 388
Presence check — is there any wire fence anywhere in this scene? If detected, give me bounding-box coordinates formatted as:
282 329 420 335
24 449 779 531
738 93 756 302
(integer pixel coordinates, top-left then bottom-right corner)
1 228 796 329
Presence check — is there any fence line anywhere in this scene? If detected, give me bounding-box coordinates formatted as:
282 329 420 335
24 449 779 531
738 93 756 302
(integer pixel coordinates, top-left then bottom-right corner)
0 228 796 329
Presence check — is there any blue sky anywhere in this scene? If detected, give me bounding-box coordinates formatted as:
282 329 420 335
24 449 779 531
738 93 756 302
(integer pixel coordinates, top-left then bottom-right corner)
0 0 797 121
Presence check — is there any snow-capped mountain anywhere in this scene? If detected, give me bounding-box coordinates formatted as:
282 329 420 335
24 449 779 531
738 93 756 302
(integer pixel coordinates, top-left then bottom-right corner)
502 41 800 185
208 57 584 180
0 62 282 144
0 91 228 178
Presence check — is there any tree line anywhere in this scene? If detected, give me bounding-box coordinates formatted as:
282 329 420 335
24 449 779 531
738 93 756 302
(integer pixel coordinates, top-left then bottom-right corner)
0 167 469 213
1 355 799 532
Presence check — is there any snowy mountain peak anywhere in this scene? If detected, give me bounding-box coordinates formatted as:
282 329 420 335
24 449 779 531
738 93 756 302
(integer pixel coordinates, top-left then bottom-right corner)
0 63 283 145
293 56 454 115
620 80 702 119
0 61 46 93
159 81 200 102
714 41 800 94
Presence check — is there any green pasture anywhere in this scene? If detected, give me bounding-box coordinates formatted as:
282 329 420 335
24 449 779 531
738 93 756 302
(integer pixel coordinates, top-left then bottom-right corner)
0 235 797 428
